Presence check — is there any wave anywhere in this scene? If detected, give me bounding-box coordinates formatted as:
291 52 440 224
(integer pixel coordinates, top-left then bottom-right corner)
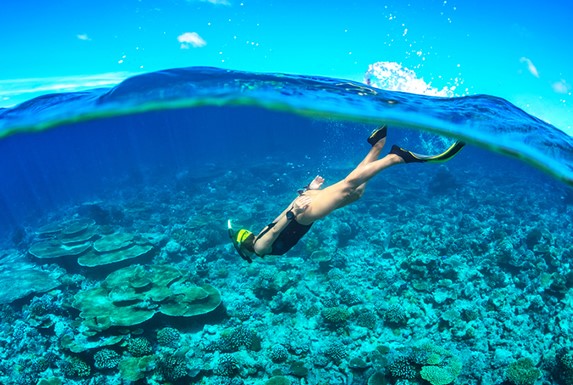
0 66 572 186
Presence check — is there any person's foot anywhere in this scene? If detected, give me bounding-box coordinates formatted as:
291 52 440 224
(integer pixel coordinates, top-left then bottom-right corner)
389 145 422 163
390 141 466 164
367 125 388 146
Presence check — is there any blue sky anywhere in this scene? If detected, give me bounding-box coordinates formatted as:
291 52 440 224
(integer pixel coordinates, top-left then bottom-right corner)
1 0 571 132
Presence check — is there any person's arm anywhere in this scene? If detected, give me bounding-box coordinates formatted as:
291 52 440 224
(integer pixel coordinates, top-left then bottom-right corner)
253 195 312 255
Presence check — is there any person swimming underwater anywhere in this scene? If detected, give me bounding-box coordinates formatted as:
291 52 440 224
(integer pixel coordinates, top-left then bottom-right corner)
229 125 465 262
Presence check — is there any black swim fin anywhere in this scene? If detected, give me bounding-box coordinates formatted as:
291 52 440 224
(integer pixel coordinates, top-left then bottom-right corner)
367 125 388 146
390 141 465 163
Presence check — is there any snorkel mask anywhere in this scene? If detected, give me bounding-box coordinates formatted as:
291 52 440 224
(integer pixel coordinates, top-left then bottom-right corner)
227 220 254 263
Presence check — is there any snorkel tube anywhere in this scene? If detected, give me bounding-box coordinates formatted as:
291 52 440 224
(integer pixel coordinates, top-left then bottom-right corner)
227 220 253 263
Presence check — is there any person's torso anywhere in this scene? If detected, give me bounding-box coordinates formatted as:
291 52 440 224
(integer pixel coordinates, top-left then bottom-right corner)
270 219 313 255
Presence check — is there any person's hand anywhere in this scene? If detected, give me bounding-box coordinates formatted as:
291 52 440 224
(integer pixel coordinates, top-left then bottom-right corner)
292 195 312 215
308 175 324 190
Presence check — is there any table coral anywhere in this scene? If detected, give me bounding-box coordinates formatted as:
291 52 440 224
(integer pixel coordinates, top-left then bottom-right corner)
0 266 63 304
72 264 221 332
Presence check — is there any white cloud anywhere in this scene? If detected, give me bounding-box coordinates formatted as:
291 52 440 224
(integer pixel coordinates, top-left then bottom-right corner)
177 32 207 49
552 79 570 94
520 57 539 78
77 34 91 41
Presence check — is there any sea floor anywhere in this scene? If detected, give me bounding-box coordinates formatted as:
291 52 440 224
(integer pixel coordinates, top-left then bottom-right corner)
1 160 572 385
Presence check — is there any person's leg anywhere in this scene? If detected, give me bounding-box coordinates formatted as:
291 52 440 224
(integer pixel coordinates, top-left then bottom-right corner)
298 152 403 224
351 136 387 198
345 152 403 187
357 136 386 168
339 138 385 207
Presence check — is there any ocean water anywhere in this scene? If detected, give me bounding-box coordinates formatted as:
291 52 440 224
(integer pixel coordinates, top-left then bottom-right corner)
0 67 572 385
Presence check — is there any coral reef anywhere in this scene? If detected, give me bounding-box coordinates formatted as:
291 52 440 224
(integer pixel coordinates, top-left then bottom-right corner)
1 151 572 385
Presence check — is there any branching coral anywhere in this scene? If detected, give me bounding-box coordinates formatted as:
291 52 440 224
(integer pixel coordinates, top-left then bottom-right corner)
218 326 261 352
214 354 240 377
94 349 121 370
158 355 187 381
269 344 289 363
157 327 181 348
61 356 91 378
321 306 350 325
506 358 541 385
127 337 153 357
324 340 347 364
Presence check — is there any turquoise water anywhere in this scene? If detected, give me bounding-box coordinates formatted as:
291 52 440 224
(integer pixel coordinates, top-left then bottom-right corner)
1 67 573 384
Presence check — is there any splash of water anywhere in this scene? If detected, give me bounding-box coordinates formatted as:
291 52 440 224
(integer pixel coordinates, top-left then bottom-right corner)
364 61 458 97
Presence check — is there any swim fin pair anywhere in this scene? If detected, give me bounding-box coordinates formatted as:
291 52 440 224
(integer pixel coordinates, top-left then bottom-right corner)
368 125 465 163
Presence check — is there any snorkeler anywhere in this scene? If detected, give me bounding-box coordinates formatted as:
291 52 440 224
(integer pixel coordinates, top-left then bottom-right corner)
228 126 465 262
